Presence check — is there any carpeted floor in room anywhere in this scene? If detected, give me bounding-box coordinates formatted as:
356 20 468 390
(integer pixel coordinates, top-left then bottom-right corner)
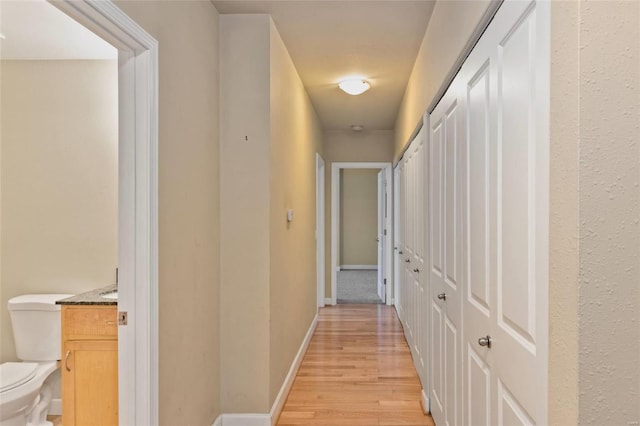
337 270 382 304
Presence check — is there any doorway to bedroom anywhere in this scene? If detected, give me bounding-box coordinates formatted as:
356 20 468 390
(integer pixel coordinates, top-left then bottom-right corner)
330 162 392 305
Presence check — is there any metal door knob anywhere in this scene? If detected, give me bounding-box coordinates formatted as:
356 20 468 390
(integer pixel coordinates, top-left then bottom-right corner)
405 259 410 263
376 238 380 242
437 293 446 300
478 336 492 348
413 268 420 273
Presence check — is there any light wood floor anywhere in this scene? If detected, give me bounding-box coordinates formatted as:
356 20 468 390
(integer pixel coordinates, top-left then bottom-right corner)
277 304 435 426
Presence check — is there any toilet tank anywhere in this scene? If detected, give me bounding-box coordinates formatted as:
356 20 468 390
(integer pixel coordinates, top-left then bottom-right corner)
8 294 73 362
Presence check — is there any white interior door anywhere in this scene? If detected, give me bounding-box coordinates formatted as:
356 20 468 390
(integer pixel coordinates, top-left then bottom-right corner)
377 170 386 303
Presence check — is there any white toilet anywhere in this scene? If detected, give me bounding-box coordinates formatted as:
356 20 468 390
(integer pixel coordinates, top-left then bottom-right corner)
0 294 73 426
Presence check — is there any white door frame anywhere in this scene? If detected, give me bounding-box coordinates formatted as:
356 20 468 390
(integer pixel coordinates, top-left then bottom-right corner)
316 153 326 308
392 164 400 307
330 162 393 305
50 1 159 424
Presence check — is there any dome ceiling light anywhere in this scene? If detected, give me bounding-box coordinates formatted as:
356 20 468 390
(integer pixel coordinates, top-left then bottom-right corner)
338 78 370 96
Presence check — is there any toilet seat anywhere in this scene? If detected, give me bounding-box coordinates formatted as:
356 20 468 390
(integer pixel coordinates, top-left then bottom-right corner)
0 362 38 394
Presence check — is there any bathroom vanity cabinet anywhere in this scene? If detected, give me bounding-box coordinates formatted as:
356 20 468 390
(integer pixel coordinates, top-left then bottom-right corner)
60 304 118 426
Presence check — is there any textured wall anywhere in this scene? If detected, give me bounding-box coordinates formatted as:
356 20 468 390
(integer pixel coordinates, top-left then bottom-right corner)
577 1 640 424
548 1 580 423
114 2 222 423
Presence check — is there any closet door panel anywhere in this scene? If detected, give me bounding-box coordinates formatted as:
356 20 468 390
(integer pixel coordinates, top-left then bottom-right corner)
494 2 548 421
467 63 492 315
498 12 536 344
444 317 458 425
463 50 496 426
467 345 491 426
430 122 443 279
444 103 459 293
431 300 445 415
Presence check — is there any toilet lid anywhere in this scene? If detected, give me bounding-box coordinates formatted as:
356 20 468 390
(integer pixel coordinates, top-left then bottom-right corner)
0 362 38 393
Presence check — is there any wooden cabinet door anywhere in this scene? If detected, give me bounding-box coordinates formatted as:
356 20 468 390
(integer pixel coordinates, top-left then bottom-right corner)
62 339 118 426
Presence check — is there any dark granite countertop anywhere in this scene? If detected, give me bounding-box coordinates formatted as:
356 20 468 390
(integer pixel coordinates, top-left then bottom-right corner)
56 284 118 305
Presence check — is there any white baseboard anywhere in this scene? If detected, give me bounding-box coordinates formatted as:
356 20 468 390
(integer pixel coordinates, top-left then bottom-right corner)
324 297 333 305
50 398 62 416
339 265 377 270
210 315 318 426
421 389 430 414
269 314 318 425
217 414 270 426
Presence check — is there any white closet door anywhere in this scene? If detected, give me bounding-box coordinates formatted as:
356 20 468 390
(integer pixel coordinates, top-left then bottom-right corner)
461 0 550 424
393 165 402 316
410 126 428 386
429 84 464 426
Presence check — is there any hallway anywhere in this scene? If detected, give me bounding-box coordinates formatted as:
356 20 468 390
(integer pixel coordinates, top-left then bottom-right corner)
277 305 434 425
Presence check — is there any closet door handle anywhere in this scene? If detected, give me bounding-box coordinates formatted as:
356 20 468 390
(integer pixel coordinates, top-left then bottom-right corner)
413 268 420 273
65 350 71 371
398 251 403 255
437 293 446 300
405 259 410 263
478 336 492 348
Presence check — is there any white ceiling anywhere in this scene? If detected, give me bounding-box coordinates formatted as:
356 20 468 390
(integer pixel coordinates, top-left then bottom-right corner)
0 0 117 60
213 1 435 131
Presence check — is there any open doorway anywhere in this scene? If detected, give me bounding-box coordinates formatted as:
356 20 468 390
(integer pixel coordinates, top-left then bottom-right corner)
1 1 159 424
330 162 392 305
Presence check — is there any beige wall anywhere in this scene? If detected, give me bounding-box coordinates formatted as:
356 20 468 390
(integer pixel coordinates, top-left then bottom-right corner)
113 2 222 424
576 1 639 423
340 169 378 266
548 1 640 423
393 0 492 159
220 14 323 413
323 130 393 298
269 20 323 406
0 60 118 363
219 14 271 413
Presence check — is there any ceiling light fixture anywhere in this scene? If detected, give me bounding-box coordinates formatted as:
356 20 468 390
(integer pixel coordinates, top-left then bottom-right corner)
0 33 6 40
338 78 370 96
350 124 364 132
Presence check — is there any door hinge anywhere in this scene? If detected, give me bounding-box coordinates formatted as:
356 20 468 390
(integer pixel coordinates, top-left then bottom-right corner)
384 278 387 285
118 311 128 326
384 229 387 236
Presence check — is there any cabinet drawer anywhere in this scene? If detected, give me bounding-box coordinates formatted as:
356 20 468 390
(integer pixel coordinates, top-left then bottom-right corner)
62 306 118 340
